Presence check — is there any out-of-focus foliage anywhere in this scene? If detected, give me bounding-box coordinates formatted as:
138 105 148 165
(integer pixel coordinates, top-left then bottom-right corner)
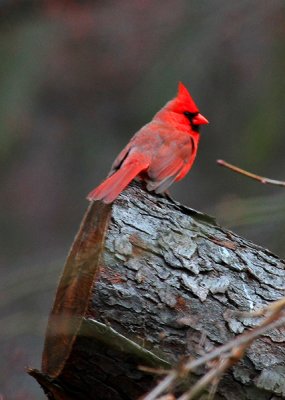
0 1 284 399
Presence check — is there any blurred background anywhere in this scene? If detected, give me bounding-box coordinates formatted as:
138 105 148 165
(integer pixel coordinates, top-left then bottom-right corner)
0 0 284 398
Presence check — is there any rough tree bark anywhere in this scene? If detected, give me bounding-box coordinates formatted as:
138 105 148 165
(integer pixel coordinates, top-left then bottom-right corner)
29 182 285 400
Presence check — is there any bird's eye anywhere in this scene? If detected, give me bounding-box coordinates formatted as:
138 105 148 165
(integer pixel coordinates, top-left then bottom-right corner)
184 111 200 133
184 111 198 118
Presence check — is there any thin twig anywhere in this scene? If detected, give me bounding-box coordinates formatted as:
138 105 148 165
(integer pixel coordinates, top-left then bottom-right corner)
143 372 177 400
207 378 219 400
177 358 231 400
142 315 285 400
142 297 285 400
183 315 284 374
177 332 251 400
138 366 170 375
217 159 285 187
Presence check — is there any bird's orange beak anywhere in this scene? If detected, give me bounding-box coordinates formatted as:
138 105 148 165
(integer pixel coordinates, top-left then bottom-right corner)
192 113 209 125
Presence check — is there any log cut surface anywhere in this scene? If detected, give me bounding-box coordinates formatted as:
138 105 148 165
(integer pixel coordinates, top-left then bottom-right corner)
29 182 285 400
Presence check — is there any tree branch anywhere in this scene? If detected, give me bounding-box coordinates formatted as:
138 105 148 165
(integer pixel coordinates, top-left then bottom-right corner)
217 159 285 187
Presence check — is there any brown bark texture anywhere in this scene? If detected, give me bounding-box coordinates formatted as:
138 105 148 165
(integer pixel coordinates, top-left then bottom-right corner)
29 182 285 400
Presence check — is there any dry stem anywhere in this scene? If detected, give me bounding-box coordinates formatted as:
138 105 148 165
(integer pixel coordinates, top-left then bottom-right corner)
217 159 285 187
142 296 285 400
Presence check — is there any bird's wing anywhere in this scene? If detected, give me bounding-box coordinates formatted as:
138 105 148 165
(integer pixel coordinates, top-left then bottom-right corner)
146 134 194 193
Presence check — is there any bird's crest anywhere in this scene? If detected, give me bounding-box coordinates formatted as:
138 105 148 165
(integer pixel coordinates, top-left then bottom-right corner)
176 82 199 113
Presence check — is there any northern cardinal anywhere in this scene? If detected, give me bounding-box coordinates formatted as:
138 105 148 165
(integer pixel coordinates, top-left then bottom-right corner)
87 82 208 203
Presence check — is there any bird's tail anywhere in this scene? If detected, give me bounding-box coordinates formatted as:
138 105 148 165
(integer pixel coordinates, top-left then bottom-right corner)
87 156 149 204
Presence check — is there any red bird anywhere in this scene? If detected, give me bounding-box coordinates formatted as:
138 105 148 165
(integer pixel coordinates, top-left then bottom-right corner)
87 82 208 203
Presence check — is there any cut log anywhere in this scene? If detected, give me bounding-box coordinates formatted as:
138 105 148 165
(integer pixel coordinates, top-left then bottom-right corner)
29 181 285 400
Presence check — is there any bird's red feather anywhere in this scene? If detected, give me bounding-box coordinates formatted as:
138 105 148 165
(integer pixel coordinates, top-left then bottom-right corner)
87 82 208 203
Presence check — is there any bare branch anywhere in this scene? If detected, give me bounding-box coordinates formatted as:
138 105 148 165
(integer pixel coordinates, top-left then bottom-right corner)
217 159 285 187
142 296 285 400
177 358 232 400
